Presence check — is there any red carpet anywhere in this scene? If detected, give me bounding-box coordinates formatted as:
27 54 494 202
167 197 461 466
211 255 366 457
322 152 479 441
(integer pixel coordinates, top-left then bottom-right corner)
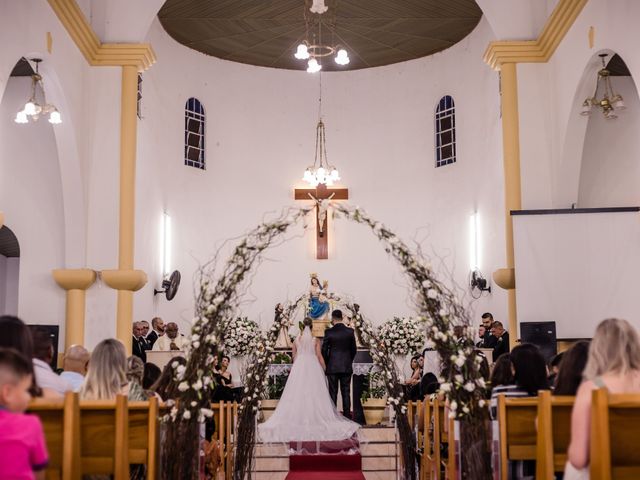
285 440 365 480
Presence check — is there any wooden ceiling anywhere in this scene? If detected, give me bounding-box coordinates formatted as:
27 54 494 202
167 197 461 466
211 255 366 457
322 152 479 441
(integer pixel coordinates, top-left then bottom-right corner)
158 0 483 71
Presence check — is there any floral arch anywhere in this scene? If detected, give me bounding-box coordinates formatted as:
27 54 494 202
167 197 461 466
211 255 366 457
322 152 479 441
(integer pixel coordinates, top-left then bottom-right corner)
162 203 491 480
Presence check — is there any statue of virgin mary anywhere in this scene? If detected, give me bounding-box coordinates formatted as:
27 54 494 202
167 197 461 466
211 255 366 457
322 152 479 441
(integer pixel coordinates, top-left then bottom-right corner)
308 274 330 320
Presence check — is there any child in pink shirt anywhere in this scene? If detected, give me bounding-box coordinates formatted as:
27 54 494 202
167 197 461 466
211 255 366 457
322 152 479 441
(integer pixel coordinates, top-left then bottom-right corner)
0 348 49 479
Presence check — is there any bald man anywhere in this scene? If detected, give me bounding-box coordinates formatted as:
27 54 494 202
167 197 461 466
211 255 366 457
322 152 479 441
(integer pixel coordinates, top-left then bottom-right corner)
60 345 90 392
152 322 187 351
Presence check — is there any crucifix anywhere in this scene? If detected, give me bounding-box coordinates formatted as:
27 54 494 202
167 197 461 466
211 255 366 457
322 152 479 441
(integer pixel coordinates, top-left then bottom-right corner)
294 183 348 259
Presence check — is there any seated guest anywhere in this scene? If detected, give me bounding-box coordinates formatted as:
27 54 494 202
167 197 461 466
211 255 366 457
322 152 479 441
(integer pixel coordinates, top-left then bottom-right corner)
553 341 589 396
142 362 162 390
60 344 90 392
81 339 146 401
420 372 439 398
152 322 187 351
490 345 548 418
145 317 165 349
491 345 548 479
31 328 72 395
567 319 640 475
126 355 147 399
132 321 147 362
0 315 43 397
489 353 513 392
490 321 510 362
152 356 186 401
211 355 235 402
0 348 49 480
404 355 422 401
548 352 564 387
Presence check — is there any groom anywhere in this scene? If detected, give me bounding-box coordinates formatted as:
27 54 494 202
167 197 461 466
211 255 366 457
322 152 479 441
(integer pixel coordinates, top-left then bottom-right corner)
322 309 358 418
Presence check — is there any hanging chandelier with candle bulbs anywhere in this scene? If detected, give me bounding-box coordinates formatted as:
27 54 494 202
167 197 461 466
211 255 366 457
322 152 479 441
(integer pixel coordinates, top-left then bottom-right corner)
294 0 350 73
302 118 340 186
14 58 62 125
580 53 625 120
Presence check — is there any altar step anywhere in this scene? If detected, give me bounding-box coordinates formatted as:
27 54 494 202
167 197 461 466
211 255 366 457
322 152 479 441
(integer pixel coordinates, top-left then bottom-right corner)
251 426 399 480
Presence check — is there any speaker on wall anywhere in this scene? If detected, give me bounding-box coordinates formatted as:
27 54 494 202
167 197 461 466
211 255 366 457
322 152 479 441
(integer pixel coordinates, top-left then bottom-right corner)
28 324 60 370
520 321 557 362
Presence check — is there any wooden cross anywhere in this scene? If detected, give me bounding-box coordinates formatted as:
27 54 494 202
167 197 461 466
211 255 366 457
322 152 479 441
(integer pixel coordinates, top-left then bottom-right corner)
294 183 348 259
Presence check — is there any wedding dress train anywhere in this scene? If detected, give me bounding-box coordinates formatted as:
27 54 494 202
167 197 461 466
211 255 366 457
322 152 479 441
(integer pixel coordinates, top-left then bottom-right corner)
257 327 360 443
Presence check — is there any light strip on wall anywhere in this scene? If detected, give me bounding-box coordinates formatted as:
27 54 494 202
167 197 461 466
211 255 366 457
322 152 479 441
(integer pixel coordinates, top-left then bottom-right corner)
469 212 480 271
161 212 171 277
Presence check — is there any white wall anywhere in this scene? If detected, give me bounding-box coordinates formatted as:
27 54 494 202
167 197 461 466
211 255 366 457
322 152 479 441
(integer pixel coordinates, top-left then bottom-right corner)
0 78 65 329
578 77 640 207
124 17 507 344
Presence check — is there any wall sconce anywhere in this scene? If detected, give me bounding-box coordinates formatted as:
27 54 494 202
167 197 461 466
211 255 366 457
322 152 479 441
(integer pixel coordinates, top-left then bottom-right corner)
469 212 491 296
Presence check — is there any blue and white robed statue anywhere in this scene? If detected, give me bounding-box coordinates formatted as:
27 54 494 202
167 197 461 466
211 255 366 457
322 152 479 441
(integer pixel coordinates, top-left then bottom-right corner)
308 273 330 320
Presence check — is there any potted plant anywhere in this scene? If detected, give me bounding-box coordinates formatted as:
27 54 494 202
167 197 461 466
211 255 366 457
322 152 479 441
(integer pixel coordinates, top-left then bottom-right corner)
361 370 388 425
261 352 291 421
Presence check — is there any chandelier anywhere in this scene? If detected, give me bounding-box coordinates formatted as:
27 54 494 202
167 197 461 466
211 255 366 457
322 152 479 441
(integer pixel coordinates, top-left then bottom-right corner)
14 59 62 125
294 0 350 73
302 119 340 186
580 53 625 119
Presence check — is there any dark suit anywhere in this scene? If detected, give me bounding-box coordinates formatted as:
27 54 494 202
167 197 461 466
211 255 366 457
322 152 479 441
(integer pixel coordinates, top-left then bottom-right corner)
145 330 159 349
132 336 147 363
492 331 510 362
482 331 498 349
322 323 357 417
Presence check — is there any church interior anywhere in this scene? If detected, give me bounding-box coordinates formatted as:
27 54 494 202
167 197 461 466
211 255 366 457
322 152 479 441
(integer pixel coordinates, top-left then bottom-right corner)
2 0 640 478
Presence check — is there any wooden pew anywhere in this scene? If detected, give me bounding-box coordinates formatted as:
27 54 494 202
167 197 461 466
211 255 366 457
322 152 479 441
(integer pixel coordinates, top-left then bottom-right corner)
496 395 538 479
128 397 159 479
431 397 456 479
27 391 79 480
77 395 129 479
591 388 640 480
536 390 575 480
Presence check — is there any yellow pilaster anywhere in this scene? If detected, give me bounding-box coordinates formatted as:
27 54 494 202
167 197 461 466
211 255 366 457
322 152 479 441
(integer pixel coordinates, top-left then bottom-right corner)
102 269 148 353
0 211 4 228
52 269 97 349
497 63 521 349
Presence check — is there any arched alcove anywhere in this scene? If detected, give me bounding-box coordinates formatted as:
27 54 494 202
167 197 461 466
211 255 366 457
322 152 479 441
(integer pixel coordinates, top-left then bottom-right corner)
0 57 66 325
0 225 20 315
576 53 640 207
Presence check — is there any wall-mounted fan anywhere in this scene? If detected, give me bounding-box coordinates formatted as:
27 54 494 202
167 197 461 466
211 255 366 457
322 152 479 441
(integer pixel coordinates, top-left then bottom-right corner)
154 270 181 301
470 269 491 298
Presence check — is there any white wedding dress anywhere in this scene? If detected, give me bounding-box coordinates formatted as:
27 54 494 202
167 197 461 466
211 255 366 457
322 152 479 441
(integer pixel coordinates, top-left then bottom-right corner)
258 327 360 443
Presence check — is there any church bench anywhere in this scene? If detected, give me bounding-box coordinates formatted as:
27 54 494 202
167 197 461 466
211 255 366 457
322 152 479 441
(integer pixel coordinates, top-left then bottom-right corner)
27 391 78 480
590 388 640 480
127 397 159 479
496 395 538 479
536 391 574 479
431 397 456 480
77 395 130 479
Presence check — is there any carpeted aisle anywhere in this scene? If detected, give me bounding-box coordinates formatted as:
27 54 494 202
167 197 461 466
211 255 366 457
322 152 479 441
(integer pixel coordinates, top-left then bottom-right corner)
286 452 365 480
285 439 366 480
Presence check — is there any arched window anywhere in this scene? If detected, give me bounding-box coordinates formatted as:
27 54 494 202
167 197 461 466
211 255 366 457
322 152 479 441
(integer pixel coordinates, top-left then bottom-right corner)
184 98 205 169
435 95 456 167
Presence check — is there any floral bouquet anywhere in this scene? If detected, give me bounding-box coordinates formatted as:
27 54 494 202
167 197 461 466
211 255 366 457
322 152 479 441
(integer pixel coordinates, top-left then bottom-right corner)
378 316 425 356
221 316 261 356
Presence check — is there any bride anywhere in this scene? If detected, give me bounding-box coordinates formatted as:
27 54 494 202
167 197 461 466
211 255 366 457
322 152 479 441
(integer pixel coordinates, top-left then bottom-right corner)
258 317 360 443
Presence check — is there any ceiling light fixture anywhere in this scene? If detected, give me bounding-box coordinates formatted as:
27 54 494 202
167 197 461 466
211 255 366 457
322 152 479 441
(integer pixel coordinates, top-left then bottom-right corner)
580 53 625 120
14 58 62 125
294 0 350 73
302 75 340 187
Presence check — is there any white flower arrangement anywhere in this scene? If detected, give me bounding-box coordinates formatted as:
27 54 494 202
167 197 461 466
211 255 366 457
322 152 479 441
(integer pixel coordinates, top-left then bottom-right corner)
220 316 261 356
378 316 425 355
